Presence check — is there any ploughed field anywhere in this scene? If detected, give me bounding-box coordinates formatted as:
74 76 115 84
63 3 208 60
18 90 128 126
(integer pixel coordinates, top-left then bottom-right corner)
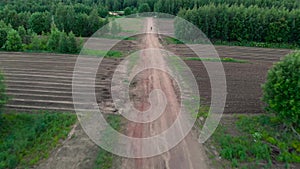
0 44 292 114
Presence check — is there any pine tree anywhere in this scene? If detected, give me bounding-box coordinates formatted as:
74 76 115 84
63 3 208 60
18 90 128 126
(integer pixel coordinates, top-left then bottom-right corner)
58 31 69 53
68 31 79 54
47 24 61 51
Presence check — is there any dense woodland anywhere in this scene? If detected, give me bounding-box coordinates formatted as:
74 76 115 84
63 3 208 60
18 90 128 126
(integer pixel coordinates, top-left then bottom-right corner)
176 4 300 45
0 0 299 53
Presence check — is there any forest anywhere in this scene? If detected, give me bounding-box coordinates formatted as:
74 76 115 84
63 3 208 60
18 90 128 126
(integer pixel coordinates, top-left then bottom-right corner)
0 0 299 53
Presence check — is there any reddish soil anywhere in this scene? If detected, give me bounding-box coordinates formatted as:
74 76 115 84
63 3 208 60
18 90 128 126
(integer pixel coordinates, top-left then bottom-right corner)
121 17 209 169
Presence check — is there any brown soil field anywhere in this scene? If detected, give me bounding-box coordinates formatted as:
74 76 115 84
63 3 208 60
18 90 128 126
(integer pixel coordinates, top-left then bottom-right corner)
163 42 292 114
0 41 292 115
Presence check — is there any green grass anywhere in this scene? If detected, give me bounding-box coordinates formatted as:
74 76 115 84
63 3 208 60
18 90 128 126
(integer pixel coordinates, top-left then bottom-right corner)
164 36 299 49
99 34 138 40
164 37 184 44
184 57 248 63
81 49 123 58
210 115 300 168
214 40 300 50
0 112 76 169
94 114 122 169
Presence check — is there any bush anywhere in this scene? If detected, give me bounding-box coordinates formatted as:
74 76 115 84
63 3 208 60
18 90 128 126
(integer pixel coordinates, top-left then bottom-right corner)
263 51 300 128
27 34 48 51
4 29 23 51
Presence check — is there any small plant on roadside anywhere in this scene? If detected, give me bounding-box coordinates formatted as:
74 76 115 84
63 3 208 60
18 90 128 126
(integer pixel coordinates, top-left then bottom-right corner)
263 51 300 129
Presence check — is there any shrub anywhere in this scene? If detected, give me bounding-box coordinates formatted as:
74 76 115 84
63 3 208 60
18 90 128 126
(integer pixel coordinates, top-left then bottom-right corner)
27 34 48 51
4 29 23 51
263 51 300 128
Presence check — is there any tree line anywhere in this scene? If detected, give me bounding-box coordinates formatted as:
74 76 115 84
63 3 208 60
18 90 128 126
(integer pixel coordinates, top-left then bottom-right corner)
0 0 299 48
0 4 109 37
0 20 82 53
176 4 300 45
1 0 298 14
0 0 299 38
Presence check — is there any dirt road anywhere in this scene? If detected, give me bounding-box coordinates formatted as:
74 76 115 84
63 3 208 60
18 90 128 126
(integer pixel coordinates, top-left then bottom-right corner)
122 18 208 169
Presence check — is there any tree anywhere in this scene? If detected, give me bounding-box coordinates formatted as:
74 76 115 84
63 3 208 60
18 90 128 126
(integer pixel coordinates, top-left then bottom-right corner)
68 31 79 54
124 7 132 16
58 31 69 53
113 0 121 11
29 12 51 35
47 24 61 51
55 4 76 33
0 21 11 48
138 3 151 13
4 29 23 51
17 26 26 43
74 13 89 37
88 8 101 36
97 5 109 18
263 52 300 128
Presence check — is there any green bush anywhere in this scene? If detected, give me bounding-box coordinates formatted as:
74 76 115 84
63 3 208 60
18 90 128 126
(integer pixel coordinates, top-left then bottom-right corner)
263 51 300 128
4 29 23 51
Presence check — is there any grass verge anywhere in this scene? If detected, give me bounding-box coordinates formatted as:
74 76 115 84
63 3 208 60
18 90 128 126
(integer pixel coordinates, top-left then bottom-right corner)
207 114 300 168
163 37 299 49
214 40 299 50
164 37 184 44
0 112 76 169
184 57 248 63
81 49 123 58
94 114 122 169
